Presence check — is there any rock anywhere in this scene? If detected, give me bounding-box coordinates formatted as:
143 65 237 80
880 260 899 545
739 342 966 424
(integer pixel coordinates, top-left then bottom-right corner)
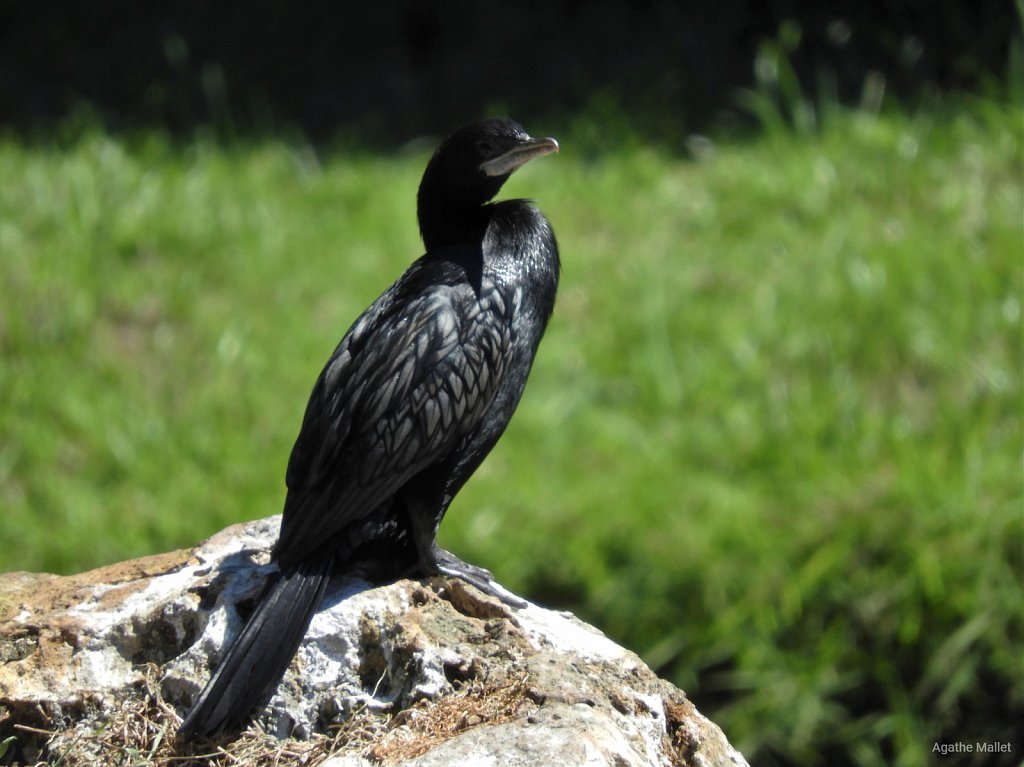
0 517 748 767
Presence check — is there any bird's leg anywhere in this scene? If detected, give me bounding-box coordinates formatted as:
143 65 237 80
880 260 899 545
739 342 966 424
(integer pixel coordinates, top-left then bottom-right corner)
406 508 526 607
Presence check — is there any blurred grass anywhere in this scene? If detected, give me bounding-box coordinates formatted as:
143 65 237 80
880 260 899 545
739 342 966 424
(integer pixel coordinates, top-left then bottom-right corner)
1 100 1021 766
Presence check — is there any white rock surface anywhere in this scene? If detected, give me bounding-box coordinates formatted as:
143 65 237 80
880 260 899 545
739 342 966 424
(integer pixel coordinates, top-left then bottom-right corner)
0 516 749 767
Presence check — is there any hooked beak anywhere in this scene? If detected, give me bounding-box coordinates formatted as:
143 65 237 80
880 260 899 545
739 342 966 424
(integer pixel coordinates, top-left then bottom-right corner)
480 136 560 177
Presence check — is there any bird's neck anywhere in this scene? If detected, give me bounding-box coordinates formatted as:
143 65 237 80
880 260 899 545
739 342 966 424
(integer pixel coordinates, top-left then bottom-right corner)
417 196 491 251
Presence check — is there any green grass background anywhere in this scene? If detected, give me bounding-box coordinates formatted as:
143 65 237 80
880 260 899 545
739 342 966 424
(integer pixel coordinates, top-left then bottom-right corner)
1 99 1020 766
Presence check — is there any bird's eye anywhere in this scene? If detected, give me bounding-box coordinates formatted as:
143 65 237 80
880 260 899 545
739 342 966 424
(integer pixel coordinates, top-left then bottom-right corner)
478 139 494 154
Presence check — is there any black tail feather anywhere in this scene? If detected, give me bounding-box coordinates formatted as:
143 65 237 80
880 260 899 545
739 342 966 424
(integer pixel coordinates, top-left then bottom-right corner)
178 557 332 739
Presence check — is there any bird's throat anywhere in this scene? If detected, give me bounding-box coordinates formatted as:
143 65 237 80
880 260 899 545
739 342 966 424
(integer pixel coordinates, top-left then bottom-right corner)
417 196 491 251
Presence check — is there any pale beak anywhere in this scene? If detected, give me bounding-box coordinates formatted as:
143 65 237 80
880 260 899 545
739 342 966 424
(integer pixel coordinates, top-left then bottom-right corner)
480 136 560 177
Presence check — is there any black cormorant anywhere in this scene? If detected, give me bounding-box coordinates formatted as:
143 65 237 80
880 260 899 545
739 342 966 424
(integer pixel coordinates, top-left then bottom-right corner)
178 119 560 738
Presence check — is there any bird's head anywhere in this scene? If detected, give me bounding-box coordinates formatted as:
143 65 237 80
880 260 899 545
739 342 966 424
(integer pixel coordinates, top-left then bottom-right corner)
417 119 558 242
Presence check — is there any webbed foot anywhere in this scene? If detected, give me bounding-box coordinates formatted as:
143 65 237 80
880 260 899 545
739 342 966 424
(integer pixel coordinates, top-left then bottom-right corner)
428 546 528 608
